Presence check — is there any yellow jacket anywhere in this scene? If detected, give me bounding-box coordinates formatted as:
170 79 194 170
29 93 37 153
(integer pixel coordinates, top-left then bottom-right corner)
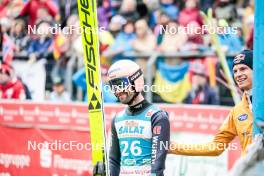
170 93 253 156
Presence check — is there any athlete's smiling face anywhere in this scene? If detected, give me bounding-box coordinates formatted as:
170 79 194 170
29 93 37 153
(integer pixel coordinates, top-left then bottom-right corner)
233 64 253 91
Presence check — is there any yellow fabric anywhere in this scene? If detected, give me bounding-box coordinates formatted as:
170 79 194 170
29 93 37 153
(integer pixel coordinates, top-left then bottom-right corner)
170 93 253 156
242 6 254 37
99 31 114 46
99 31 114 66
206 57 217 87
154 72 191 103
53 34 66 60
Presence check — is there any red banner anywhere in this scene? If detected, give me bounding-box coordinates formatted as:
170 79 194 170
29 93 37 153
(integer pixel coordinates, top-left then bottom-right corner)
0 101 239 175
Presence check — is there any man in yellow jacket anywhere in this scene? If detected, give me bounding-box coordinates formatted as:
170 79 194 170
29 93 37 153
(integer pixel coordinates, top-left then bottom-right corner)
169 50 254 156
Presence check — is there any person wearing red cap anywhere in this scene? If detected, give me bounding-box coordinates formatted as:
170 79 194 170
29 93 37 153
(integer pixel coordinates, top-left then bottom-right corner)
169 50 254 157
0 63 26 100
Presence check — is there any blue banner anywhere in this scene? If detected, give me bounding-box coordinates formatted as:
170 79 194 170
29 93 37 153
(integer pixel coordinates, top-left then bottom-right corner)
253 0 264 135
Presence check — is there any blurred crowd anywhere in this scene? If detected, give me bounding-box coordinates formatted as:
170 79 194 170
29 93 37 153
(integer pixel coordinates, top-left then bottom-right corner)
0 0 254 105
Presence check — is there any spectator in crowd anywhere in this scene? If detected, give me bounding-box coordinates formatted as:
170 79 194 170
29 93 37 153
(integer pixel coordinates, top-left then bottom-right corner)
160 0 179 19
64 15 83 58
132 19 156 53
103 17 136 62
156 15 188 67
144 0 159 26
184 62 220 105
108 15 127 38
119 0 139 21
143 0 160 11
178 0 203 27
213 0 238 25
27 20 53 62
158 20 188 52
180 20 209 52
149 0 179 28
49 76 71 102
55 0 78 25
51 31 70 81
200 0 214 12
19 0 58 26
242 0 254 49
110 0 122 15
0 17 12 34
153 10 170 37
8 63 32 99
98 0 111 29
246 27 253 50
131 18 156 75
27 20 55 90
0 63 26 100
136 0 149 19
49 14 80 92
36 6 54 23
99 15 116 66
0 0 11 18
9 19 29 53
0 0 24 19
186 21 204 44
242 0 254 37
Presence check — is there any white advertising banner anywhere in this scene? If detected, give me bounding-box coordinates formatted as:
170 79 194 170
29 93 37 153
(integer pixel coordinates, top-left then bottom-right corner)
12 60 46 101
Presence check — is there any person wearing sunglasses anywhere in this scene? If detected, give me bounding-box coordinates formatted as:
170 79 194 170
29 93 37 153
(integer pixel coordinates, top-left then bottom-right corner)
108 59 170 176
